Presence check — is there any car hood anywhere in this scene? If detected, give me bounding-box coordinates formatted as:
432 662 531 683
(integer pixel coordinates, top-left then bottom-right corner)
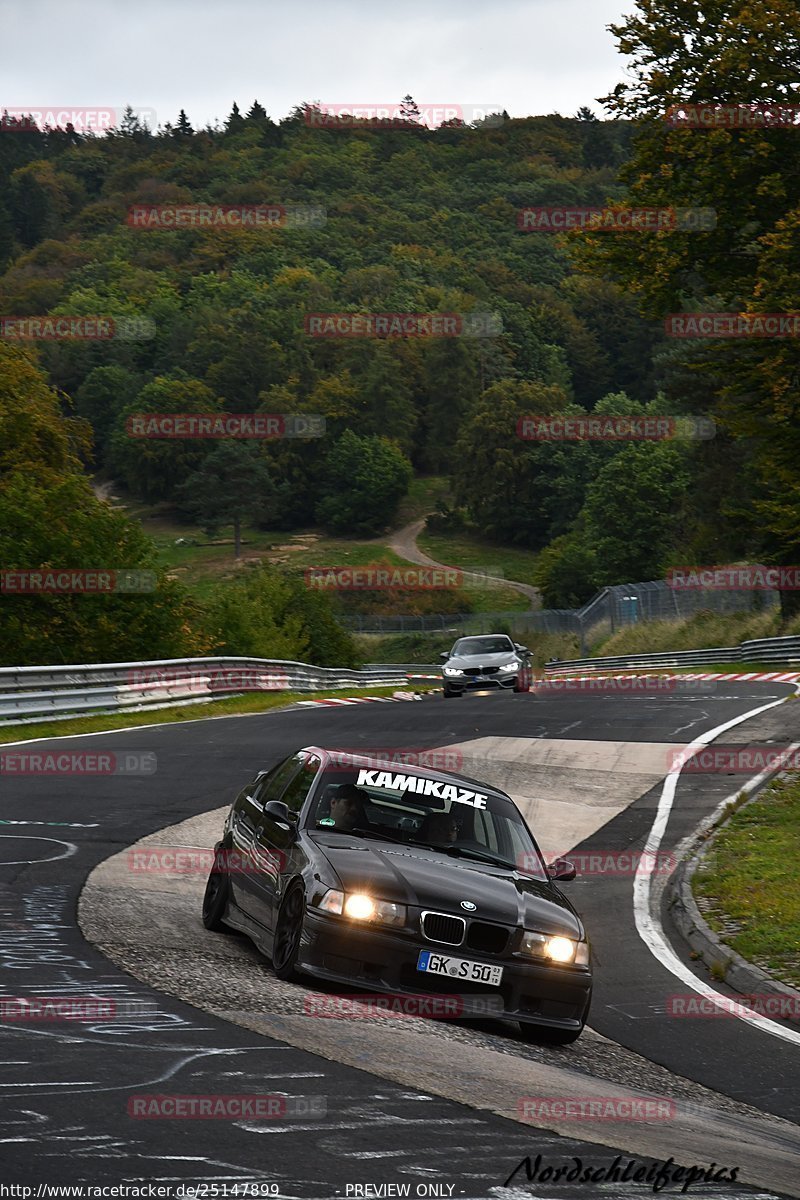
311 835 583 938
445 651 519 669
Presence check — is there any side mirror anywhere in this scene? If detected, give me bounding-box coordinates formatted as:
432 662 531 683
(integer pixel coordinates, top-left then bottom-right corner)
515 643 529 654
547 857 576 881
439 651 450 661
262 800 295 832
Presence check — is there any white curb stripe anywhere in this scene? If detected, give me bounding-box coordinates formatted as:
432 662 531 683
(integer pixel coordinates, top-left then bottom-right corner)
634 691 800 1046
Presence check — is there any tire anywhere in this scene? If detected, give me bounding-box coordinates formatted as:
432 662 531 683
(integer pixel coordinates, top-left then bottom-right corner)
443 686 462 698
514 666 532 693
202 849 231 932
516 1021 584 1046
272 883 306 982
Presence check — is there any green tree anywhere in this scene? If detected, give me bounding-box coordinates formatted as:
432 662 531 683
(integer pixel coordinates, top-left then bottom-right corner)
0 342 208 665
109 374 222 501
315 431 412 535
582 443 691 584
176 441 277 558
207 565 359 666
174 109 194 137
73 365 141 461
532 531 598 608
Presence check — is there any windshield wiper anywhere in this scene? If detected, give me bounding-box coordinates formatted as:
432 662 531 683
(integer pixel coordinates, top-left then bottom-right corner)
438 845 516 869
323 825 407 844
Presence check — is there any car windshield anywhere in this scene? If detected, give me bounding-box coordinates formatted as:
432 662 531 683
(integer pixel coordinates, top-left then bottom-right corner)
307 765 548 881
451 636 514 656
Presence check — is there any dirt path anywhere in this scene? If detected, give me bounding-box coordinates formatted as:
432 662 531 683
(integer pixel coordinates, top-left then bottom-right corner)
386 517 541 609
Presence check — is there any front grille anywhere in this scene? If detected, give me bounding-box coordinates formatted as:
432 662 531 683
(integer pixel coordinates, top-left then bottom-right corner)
464 666 499 677
421 911 465 946
466 922 509 955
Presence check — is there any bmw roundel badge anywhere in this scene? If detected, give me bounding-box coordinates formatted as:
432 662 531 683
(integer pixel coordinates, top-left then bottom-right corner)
460 900 476 911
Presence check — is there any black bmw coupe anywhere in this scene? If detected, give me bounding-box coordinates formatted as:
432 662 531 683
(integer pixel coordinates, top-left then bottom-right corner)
202 747 592 1044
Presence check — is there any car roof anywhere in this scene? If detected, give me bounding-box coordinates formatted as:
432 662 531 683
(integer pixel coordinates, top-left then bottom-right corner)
300 746 514 799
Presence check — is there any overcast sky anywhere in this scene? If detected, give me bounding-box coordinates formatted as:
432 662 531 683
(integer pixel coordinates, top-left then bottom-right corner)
1 0 633 130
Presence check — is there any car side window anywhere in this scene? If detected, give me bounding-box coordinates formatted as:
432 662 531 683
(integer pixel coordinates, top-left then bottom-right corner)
256 755 305 806
280 754 321 815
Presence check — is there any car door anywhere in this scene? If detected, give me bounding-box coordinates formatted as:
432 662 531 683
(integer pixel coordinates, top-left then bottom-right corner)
253 753 322 937
228 755 302 917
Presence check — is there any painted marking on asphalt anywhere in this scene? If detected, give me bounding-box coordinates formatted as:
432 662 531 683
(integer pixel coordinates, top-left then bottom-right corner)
634 691 800 1046
0 820 99 829
0 836 78 866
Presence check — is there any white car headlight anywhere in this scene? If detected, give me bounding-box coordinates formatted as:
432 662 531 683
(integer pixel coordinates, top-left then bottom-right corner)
499 660 521 673
520 931 589 965
443 667 464 676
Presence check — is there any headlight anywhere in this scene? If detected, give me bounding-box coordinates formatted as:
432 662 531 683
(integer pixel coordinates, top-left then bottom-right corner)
499 660 521 673
520 931 589 965
443 667 464 676
318 889 406 927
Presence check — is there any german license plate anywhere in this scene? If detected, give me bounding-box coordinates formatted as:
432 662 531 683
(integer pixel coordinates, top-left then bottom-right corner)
417 949 503 986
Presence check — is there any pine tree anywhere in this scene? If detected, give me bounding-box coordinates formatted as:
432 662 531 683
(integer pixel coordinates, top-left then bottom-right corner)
400 95 421 122
174 109 194 137
225 102 245 132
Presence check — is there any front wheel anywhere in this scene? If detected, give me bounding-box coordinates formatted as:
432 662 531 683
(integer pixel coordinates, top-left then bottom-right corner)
272 883 306 981
517 1021 584 1046
202 849 231 932
514 665 532 693
443 686 462 698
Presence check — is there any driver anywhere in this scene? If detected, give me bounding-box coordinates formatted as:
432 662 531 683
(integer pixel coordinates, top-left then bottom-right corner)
329 784 369 831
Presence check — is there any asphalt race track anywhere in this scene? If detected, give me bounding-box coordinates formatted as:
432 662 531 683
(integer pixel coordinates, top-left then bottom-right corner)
2 682 799 1198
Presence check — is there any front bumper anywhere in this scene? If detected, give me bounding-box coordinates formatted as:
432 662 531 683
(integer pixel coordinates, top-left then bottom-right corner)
298 909 592 1032
443 673 518 692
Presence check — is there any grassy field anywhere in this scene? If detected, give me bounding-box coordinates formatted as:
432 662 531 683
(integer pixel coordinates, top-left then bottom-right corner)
121 496 527 613
594 609 800 658
416 530 540 588
693 776 800 989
